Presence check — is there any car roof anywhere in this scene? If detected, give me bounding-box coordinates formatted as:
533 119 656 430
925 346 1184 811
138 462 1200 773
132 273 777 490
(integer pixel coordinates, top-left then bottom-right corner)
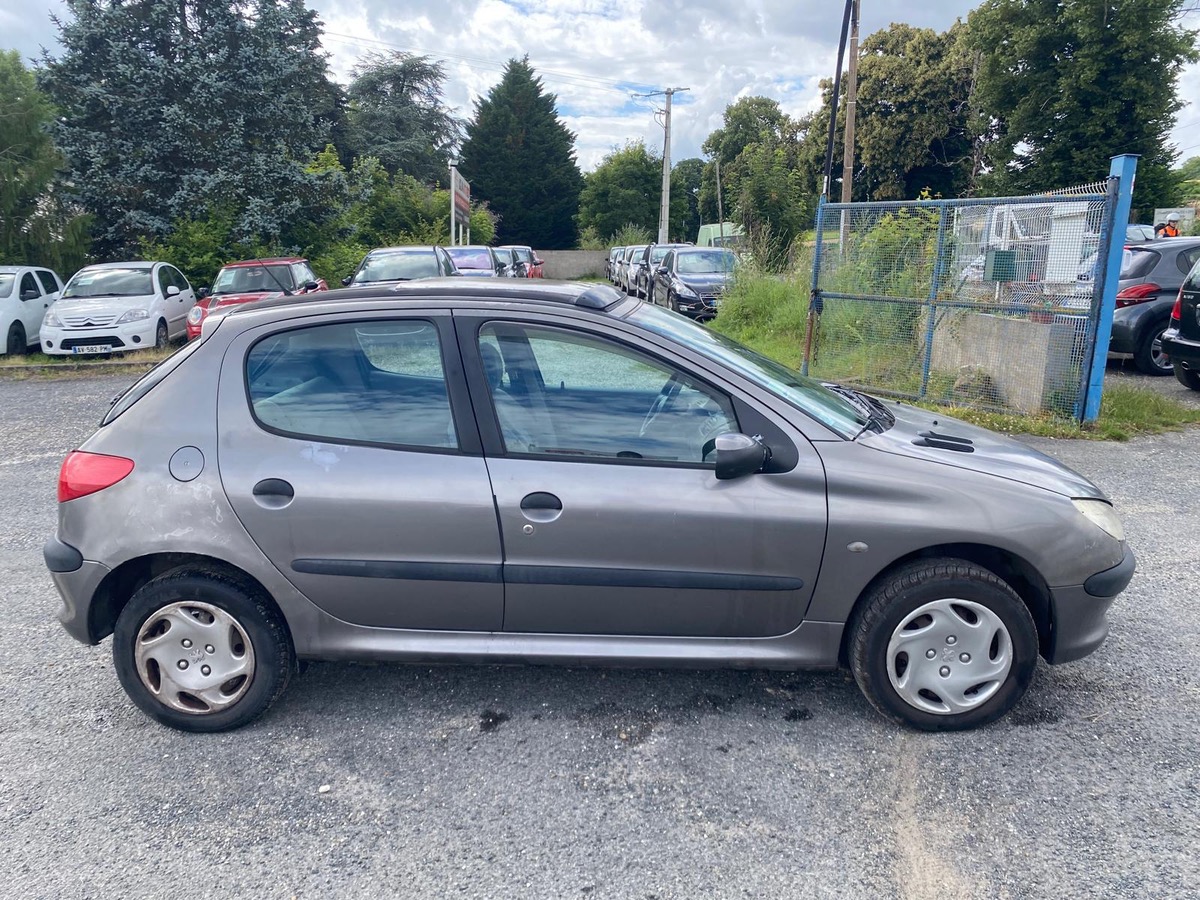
1134 236 1200 249
446 246 493 252
497 244 532 250
222 257 307 268
78 261 157 271
0 266 25 273
228 278 629 322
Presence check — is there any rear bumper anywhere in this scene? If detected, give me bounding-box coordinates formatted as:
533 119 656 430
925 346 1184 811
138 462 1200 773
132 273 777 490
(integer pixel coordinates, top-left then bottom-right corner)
1162 329 1200 366
44 535 109 645
1046 546 1135 664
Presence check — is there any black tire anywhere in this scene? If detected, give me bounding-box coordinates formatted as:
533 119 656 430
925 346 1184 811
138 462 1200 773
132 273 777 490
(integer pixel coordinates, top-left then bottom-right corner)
1175 363 1200 391
6 323 27 356
1133 321 1172 375
847 558 1038 732
113 569 293 732
154 319 169 350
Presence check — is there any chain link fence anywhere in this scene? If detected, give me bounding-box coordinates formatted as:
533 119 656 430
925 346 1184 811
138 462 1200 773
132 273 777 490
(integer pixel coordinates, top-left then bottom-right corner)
804 179 1119 420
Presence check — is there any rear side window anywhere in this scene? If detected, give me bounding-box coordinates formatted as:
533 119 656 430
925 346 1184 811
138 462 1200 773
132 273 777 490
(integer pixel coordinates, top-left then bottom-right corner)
246 320 457 450
1120 249 1159 280
36 270 60 293
1177 248 1200 277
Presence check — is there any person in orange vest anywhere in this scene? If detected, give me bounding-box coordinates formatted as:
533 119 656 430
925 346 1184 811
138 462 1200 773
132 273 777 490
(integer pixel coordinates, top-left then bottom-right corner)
1155 213 1182 238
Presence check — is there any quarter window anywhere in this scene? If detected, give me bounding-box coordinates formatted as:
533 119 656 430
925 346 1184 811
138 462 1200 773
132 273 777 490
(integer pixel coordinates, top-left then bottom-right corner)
247 320 458 450
478 323 737 463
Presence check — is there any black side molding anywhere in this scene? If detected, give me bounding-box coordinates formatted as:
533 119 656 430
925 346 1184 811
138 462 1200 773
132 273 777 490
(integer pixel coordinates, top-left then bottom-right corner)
505 565 803 592
44 536 83 573
292 559 503 583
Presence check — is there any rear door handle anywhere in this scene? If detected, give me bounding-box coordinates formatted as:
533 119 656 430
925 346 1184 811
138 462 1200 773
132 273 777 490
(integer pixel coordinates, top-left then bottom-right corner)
252 478 294 509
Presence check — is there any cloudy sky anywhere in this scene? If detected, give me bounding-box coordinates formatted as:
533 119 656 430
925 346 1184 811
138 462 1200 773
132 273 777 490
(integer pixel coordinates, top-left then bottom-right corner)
3 0 1199 172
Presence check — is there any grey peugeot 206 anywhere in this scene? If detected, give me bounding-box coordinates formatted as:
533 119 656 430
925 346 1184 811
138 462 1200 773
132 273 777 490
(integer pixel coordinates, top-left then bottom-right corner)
44 280 1134 733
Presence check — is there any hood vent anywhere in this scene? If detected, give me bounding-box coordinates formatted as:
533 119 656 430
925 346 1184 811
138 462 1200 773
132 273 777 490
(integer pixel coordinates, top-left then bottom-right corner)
912 431 975 453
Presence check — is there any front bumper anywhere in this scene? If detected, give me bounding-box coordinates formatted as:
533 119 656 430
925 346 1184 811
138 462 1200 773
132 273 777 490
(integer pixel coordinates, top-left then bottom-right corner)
1046 546 1135 664
40 318 157 355
44 534 110 645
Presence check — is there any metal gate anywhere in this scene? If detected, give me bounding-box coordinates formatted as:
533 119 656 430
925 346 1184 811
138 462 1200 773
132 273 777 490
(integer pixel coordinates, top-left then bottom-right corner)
803 155 1138 422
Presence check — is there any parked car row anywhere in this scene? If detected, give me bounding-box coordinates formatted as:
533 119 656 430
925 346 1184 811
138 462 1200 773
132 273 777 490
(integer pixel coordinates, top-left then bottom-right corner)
3 242 547 356
605 243 737 321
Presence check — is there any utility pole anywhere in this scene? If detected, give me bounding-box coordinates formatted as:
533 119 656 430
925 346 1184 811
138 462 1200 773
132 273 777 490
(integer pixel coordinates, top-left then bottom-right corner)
637 87 689 244
715 158 725 245
839 0 861 253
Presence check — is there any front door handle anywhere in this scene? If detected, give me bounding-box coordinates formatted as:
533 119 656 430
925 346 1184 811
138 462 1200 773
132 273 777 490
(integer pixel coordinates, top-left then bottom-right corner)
520 491 562 523
252 478 294 509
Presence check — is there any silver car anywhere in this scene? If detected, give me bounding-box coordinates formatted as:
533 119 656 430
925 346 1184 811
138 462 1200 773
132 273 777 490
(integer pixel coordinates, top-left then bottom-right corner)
45 280 1134 732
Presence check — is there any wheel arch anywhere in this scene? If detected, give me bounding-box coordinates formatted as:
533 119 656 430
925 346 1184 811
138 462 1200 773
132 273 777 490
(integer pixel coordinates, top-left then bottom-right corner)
88 552 286 644
837 542 1052 666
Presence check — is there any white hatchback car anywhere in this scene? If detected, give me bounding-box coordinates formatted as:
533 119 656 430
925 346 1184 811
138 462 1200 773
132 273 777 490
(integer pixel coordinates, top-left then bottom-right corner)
0 265 64 355
41 261 195 355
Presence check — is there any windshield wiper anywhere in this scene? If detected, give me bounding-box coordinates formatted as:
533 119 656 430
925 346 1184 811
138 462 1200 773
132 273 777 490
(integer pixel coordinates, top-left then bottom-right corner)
256 261 293 295
822 383 893 438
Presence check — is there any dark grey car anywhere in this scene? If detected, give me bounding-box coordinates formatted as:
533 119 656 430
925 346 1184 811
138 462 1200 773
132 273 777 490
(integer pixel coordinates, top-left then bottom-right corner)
1098 237 1200 375
44 281 1133 732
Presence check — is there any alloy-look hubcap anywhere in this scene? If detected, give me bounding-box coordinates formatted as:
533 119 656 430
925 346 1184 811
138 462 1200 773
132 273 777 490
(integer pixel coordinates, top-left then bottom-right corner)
134 601 255 714
886 598 1013 715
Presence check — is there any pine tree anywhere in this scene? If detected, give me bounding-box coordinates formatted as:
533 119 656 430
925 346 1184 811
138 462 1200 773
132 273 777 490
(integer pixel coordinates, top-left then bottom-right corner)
39 0 341 256
458 58 582 249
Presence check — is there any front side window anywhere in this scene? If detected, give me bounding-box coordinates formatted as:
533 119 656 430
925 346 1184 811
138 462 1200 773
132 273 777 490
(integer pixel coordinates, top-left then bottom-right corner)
247 319 457 450
478 323 737 463
36 270 61 294
20 272 40 297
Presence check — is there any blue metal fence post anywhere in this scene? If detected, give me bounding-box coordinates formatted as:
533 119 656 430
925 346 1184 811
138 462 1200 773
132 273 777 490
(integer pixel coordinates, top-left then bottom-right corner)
803 195 828 377
919 206 950 398
1081 154 1139 422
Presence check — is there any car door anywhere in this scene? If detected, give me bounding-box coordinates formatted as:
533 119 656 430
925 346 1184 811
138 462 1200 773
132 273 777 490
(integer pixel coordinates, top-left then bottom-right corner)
458 313 827 638
17 271 44 346
165 266 194 336
218 310 504 630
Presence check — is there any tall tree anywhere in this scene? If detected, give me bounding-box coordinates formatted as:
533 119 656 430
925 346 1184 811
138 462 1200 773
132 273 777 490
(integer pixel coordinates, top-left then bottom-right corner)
576 141 660 239
39 0 341 256
967 0 1198 206
0 50 90 272
459 58 582 249
345 52 461 184
671 157 704 242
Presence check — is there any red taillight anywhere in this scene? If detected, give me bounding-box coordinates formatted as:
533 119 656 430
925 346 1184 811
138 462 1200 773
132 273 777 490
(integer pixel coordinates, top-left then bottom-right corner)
1114 283 1160 307
58 451 134 502
1171 290 1183 323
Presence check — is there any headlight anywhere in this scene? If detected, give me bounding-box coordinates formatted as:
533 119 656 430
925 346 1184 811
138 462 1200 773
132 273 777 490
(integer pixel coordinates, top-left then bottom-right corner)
1072 499 1125 542
115 308 149 324
43 310 62 328
674 282 698 298
187 306 205 325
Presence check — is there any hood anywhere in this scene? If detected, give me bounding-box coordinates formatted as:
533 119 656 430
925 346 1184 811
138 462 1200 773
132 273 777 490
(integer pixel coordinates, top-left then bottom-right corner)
857 399 1105 500
210 291 276 310
52 295 155 315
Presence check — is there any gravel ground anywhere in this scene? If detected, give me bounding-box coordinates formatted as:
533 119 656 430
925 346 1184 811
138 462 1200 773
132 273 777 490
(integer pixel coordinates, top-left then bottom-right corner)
0 372 1197 899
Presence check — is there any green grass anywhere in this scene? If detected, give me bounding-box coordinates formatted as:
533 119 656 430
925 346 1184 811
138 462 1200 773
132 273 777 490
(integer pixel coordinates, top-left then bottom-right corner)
712 273 1200 441
0 346 175 379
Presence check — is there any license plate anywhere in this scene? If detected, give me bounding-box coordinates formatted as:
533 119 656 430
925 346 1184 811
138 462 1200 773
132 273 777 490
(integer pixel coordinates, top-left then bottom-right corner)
71 344 112 355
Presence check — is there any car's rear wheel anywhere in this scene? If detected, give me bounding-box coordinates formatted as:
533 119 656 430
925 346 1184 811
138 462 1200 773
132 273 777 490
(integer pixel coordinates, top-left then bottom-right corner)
848 558 1038 731
1134 321 1172 375
113 570 293 732
1174 363 1200 391
6 323 27 356
154 319 169 350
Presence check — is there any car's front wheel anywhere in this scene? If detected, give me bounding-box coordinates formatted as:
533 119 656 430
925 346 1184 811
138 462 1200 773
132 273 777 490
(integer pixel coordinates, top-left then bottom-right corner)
154 319 169 350
848 558 1038 731
113 570 294 732
1134 321 1173 375
1175 363 1200 391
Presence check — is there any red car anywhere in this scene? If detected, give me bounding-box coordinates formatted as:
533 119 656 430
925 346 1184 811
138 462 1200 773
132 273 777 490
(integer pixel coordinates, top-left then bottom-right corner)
499 245 544 278
186 258 326 340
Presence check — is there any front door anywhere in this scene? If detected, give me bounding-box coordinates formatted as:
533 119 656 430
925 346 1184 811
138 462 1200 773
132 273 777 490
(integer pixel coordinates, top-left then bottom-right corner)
461 316 827 638
218 312 504 630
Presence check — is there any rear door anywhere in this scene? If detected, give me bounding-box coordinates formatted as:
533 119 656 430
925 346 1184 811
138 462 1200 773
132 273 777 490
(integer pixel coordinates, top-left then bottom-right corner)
457 313 827 638
218 310 504 630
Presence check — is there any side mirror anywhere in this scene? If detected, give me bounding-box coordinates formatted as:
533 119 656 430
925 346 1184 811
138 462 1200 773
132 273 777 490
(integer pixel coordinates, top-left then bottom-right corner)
20 289 39 301
656 266 668 276
533 258 544 266
341 275 353 287
197 287 210 299
303 280 320 292
166 285 181 298
714 432 770 480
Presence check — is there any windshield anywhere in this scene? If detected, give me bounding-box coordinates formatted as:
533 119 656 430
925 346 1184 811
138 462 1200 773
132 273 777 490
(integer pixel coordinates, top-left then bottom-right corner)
677 250 736 274
631 304 868 438
63 267 153 299
212 264 294 294
354 251 440 283
446 249 493 270
0 274 13 298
